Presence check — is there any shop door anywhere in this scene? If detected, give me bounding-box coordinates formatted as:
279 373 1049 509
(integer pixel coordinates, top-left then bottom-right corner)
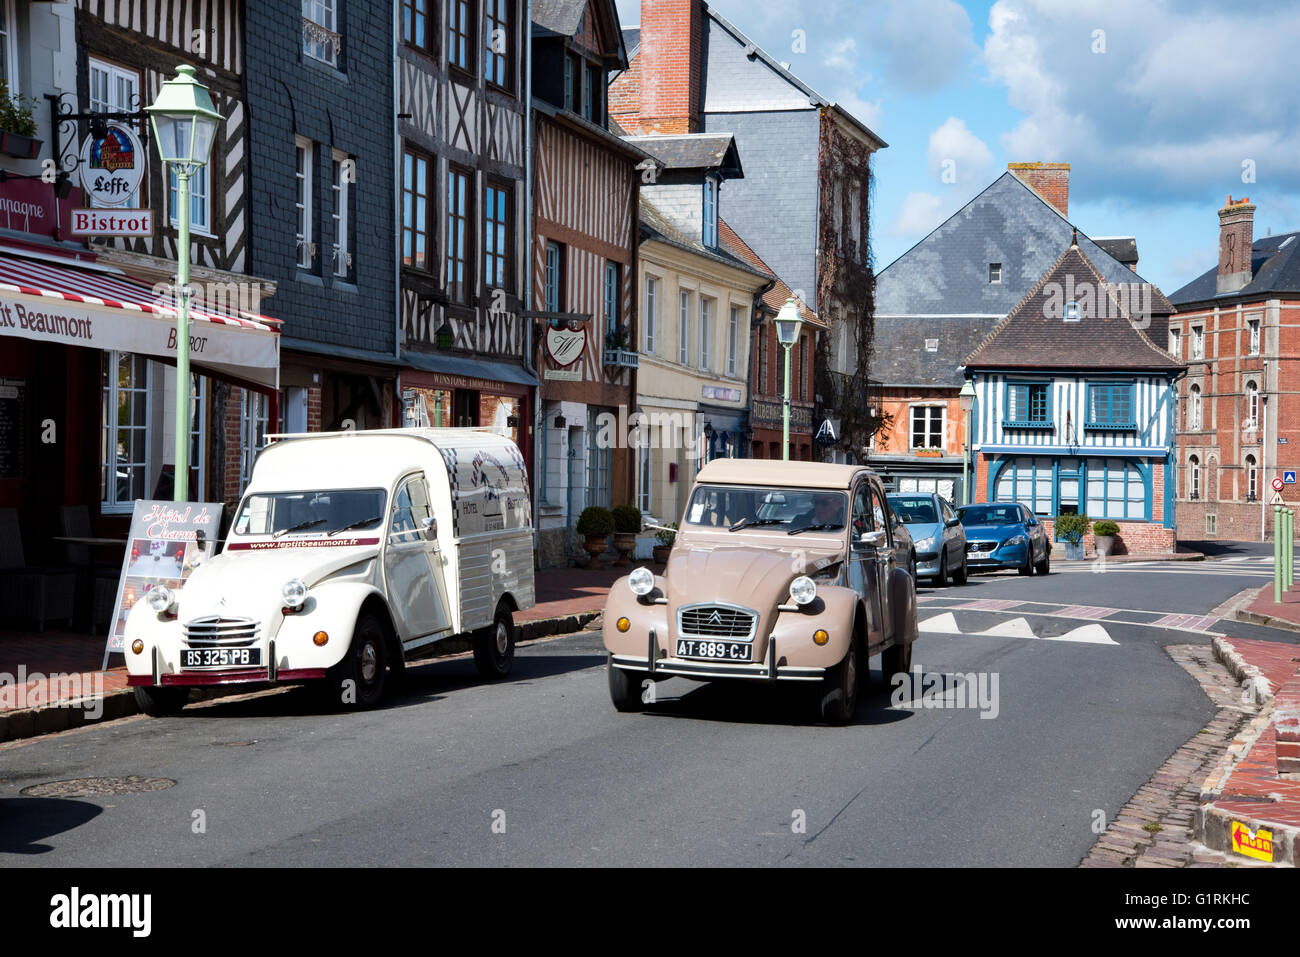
1055 458 1081 541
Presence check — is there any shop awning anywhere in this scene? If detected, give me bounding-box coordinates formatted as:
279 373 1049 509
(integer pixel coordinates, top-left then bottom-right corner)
401 349 538 389
0 250 281 389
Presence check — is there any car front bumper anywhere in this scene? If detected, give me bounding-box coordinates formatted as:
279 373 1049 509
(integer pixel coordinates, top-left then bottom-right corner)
609 628 826 682
966 541 1029 569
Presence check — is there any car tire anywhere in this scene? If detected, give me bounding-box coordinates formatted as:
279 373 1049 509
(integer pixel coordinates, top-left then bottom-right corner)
324 611 389 709
1035 547 1051 575
473 606 516 680
880 636 913 686
608 659 649 712
1018 545 1034 576
952 552 969 585
934 550 948 587
817 637 860 725
134 685 189 717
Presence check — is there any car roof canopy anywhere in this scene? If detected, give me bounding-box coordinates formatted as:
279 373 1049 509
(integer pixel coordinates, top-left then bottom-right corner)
695 459 868 490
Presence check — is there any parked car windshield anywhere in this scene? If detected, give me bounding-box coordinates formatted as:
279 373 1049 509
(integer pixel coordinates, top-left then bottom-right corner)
959 504 1023 526
232 489 388 537
887 496 938 524
684 485 847 531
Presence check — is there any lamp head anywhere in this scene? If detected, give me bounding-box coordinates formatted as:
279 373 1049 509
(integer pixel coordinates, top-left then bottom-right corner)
146 64 224 167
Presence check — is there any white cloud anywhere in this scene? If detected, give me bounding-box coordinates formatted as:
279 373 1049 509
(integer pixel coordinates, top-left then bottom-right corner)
869 0 976 93
890 192 946 236
831 89 884 132
926 117 995 187
823 37 857 72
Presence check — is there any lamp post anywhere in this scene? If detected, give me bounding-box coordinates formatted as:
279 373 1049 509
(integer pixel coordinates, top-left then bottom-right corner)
774 298 803 461
959 379 976 505
146 65 223 502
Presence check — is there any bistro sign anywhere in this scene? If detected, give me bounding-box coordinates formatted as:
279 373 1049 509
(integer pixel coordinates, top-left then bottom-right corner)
73 121 152 236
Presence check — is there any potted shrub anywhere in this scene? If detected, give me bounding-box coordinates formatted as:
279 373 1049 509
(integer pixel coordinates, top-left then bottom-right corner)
915 447 943 458
1093 520 1120 557
0 81 41 160
652 522 677 564
575 506 614 568
1055 514 1089 560
611 504 642 567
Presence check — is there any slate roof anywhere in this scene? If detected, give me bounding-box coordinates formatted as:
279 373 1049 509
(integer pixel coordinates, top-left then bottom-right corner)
623 133 742 176
720 219 823 328
622 26 640 56
1169 230 1300 306
640 198 772 283
870 316 995 388
1093 237 1138 269
875 172 1170 316
532 0 587 35
964 243 1184 372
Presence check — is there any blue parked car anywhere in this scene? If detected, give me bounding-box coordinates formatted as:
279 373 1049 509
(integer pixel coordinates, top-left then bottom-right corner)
956 502 1051 576
887 492 967 586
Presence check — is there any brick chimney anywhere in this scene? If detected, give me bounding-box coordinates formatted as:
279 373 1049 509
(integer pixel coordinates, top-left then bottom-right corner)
1008 162 1069 218
636 0 703 134
1217 195 1255 295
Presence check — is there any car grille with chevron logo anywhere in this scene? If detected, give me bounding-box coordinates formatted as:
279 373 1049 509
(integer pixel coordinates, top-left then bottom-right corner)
183 617 259 648
677 605 758 641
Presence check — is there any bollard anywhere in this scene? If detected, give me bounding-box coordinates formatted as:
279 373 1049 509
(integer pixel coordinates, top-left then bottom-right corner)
1276 505 1284 603
1289 509 1295 591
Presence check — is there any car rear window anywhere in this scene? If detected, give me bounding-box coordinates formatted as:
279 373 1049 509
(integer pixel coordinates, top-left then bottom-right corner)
887 496 937 523
958 505 1022 526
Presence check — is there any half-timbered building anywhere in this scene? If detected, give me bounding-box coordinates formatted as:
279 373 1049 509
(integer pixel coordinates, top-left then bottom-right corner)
530 0 645 566
396 0 534 471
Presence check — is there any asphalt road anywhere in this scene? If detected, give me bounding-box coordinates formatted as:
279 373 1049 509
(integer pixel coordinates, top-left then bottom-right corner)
1 550 1297 867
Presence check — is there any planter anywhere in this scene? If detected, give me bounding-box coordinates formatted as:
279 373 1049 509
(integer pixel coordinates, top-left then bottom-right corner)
0 131 42 160
1064 542 1084 560
914 449 942 458
582 534 608 568
612 532 637 566
1094 534 1116 557
652 545 671 564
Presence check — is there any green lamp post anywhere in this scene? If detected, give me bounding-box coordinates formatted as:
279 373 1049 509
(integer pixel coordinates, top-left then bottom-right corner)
145 64 224 502
959 378 977 505
774 298 804 461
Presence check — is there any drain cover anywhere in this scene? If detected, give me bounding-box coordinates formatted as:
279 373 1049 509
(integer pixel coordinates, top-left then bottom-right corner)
20 776 176 798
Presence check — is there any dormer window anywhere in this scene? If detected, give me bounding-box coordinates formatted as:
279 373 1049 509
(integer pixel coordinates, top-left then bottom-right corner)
702 177 718 248
1063 300 1080 322
989 262 1001 283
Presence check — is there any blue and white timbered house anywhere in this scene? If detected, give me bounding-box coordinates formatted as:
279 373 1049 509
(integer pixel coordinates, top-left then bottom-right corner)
964 241 1185 553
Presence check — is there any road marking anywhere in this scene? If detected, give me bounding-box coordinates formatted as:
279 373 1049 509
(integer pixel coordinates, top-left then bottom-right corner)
1054 604 1118 619
977 617 1036 638
1044 623 1119 645
1150 613 1219 631
919 612 1118 645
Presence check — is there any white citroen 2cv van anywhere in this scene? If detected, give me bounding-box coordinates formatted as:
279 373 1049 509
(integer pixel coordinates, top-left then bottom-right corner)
124 428 535 714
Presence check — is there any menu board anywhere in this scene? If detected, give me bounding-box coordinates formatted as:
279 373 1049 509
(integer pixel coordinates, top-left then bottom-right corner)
103 499 223 667
0 377 26 480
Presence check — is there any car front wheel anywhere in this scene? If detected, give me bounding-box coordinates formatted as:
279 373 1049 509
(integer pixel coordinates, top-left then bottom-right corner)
952 551 969 585
474 606 516 679
608 660 649 712
324 612 389 709
817 638 860 725
134 685 189 717
880 636 913 686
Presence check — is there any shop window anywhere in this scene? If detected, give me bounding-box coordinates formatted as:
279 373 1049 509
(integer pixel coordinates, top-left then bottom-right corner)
101 353 151 512
993 457 1054 516
1085 458 1145 520
239 391 270 493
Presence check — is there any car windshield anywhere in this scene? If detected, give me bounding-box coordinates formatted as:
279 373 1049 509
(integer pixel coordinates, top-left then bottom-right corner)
684 485 847 531
959 504 1023 527
232 489 388 537
887 496 938 524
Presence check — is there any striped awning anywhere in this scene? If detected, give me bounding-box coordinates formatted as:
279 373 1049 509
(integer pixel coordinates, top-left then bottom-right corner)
0 250 280 389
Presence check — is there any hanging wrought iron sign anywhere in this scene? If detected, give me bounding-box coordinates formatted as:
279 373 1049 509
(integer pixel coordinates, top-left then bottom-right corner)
77 122 146 206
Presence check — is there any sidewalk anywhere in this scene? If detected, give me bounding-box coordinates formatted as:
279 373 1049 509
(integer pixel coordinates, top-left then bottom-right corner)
0 563 633 743
1237 580 1300 633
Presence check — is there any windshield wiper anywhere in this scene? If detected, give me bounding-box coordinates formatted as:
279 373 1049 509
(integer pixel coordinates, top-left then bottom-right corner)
729 518 786 532
787 522 844 535
273 518 326 538
328 516 383 537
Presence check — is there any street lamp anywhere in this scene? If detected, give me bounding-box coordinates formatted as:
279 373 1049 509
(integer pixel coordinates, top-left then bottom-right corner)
146 64 224 502
774 298 803 461
959 378 977 505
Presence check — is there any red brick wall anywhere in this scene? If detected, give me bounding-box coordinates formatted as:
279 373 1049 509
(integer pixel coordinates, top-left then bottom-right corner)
1007 162 1068 218
625 0 702 134
223 388 243 503
307 387 322 432
876 387 965 457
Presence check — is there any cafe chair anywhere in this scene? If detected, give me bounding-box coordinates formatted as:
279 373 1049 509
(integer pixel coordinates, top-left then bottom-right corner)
0 508 76 632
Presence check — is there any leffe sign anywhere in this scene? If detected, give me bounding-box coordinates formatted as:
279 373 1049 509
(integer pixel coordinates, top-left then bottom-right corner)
74 121 152 236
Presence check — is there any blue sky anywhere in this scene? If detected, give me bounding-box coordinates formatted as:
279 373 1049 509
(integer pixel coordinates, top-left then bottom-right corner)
613 0 1300 294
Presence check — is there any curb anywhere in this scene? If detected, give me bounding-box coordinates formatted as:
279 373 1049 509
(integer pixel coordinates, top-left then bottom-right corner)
1197 804 1300 867
0 611 602 746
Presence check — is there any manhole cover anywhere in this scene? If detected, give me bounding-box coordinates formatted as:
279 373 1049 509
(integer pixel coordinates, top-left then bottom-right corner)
211 740 257 747
20 776 176 798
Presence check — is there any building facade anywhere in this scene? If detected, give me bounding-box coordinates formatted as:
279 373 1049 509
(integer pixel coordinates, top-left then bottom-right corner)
965 241 1182 554
1168 197 1300 542
396 0 535 471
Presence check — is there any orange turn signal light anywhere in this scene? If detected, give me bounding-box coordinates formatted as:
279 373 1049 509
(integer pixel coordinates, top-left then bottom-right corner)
313 631 329 646
813 629 829 646
131 639 144 655
616 617 631 632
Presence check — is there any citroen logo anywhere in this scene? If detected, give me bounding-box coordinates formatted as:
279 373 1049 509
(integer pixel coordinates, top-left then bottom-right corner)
708 610 723 625
219 597 227 608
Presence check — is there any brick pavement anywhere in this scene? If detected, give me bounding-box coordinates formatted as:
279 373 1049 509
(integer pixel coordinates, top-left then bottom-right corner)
1244 582 1300 629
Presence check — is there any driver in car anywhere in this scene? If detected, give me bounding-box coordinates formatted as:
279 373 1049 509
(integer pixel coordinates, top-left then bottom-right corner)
793 493 844 529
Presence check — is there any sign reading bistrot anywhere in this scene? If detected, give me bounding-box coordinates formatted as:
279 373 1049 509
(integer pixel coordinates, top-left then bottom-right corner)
73 121 152 236
104 500 223 665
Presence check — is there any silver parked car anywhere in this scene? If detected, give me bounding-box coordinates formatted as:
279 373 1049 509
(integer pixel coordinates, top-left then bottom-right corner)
887 492 967 586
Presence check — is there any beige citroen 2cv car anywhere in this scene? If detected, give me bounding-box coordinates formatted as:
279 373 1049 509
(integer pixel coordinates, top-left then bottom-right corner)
602 460 919 724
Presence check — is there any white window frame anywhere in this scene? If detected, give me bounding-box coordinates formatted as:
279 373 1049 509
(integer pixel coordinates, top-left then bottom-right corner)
989 262 1002 284
678 290 690 366
1246 455 1258 501
1248 318 1260 355
168 164 213 237
644 276 658 354
187 373 207 499
1189 384 1202 430
1192 325 1205 359
727 304 739 377
331 149 352 278
87 58 142 210
101 352 152 514
0 0 18 91
637 442 653 515
1189 456 1201 499
700 296 712 371
702 177 718 248
1247 380 1259 428
295 136 314 269
910 404 945 450
1169 328 1180 357
303 0 340 68
239 390 270 492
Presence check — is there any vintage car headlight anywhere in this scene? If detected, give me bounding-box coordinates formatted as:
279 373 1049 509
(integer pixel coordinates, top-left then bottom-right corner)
147 585 175 613
790 576 817 606
628 567 655 596
282 578 309 609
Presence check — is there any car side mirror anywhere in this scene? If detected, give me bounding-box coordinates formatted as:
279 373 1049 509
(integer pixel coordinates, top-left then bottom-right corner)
946 517 961 528
1026 517 1038 527
857 529 886 548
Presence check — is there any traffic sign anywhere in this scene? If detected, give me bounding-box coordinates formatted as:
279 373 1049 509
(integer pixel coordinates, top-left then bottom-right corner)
1273 477 1285 492
1285 471 1297 484
1271 491 1284 505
